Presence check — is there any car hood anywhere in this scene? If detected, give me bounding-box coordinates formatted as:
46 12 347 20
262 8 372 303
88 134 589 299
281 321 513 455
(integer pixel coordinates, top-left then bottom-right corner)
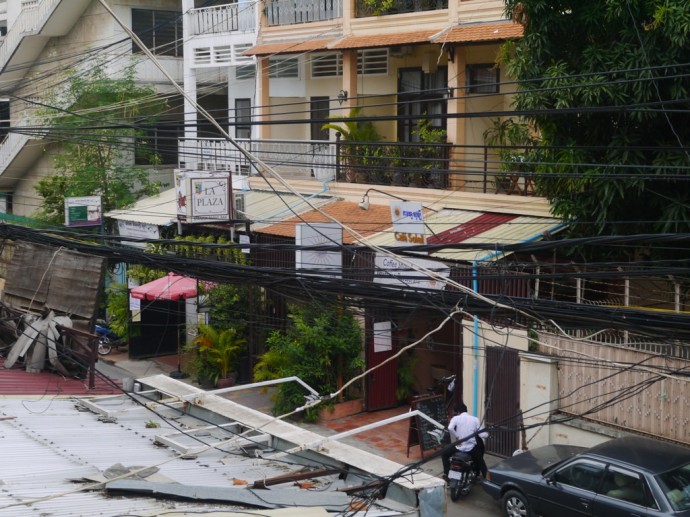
491 445 586 476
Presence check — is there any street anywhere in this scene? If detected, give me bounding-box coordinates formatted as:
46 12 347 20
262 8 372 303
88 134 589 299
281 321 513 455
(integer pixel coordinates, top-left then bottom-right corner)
446 483 501 517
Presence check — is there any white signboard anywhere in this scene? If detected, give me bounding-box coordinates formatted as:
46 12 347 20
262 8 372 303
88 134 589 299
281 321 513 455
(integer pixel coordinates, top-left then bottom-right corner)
390 201 426 246
296 222 342 279
374 321 392 353
65 196 102 227
175 171 233 223
374 254 450 290
239 233 250 254
117 220 160 249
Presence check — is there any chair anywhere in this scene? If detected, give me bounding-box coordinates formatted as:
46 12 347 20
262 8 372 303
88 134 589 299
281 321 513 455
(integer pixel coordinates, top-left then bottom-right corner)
607 473 641 503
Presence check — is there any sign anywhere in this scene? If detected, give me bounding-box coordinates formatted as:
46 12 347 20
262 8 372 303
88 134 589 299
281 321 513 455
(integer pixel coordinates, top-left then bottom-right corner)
373 321 392 353
175 171 233 223
374 254 450 290
407 395 449 456
117 220 160 249
390 201 426 246
295 222 342 279
65 196 102 227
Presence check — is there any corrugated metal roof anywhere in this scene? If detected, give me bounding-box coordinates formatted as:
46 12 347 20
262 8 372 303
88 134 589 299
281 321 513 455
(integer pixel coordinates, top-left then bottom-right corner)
0 376 442 516
106 188 178 226
365 208 565 262
105 188 337 232
244 190 336 231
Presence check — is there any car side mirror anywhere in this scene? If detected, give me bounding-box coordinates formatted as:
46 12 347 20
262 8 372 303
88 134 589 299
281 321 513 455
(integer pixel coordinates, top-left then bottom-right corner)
545 474 556 486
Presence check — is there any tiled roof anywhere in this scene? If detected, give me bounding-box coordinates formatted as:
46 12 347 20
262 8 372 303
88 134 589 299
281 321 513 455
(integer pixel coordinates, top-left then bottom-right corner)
329 30 437 50
258 201 392 243
433 20 524 44
244 38 337 56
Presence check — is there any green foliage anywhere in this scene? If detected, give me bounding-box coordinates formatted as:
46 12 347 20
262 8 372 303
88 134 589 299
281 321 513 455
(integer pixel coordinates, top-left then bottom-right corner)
185 324 246 384
105 282 131 340
34 58 167 224
253 303 364 421
396 353 419 402
501 0 690 249
322 107 381 142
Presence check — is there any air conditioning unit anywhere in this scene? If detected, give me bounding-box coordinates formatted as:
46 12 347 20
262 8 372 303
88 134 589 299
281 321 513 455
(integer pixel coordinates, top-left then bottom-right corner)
390 45 412 57
233 192 247 219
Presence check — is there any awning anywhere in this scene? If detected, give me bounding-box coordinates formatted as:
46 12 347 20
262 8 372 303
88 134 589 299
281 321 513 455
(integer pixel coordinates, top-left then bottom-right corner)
244 38 337 56
130 273 198 301
364 208 566 262
329 30 437 50
431 20 524 44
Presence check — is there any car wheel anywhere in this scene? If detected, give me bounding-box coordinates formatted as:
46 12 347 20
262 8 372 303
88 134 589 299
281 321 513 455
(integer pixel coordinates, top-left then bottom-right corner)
502 489 532 517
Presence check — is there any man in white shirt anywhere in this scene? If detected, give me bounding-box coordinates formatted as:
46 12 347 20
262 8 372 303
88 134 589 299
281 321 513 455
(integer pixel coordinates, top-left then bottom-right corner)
441 402 488 480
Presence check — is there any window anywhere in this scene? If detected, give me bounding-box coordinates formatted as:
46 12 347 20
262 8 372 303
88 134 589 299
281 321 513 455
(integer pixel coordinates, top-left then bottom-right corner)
132 9 183 57
553 459 605 492
236 65 256 80
135 123 179 165
311 53 342 78
235 99 252 139
602 468 656 508
359 49 388 75
269 57 299 78
467 64 499 94
397 67 447 142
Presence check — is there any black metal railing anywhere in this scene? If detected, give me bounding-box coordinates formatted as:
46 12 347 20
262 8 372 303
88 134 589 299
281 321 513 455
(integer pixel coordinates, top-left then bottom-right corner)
355 0 448 17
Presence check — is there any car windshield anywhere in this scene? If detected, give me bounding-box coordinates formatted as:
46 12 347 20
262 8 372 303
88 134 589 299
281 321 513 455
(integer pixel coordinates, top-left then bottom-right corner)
656 462 690 511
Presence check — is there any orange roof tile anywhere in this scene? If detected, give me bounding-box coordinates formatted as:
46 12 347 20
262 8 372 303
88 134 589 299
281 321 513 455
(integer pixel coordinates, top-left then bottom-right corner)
434 21 523 44
244 38 337 56
329 30 437 50
259 201 393 244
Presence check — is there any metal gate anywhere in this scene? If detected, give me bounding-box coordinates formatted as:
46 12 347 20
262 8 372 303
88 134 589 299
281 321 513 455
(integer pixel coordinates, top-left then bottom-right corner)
484 346 520 457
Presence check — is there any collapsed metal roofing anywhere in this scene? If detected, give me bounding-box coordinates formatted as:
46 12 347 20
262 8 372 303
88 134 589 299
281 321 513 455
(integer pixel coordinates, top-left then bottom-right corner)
0 374 445 516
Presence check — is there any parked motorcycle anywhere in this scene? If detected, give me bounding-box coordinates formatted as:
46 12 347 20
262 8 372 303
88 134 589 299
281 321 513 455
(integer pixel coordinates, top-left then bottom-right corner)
448 449 477 501
95 319 124 356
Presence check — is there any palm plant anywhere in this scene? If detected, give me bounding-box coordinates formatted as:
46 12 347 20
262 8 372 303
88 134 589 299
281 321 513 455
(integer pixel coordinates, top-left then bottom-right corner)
188 325 246 385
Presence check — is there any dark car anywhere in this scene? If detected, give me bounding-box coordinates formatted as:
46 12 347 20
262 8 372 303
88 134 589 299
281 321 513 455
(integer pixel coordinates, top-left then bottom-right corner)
483 436 690 517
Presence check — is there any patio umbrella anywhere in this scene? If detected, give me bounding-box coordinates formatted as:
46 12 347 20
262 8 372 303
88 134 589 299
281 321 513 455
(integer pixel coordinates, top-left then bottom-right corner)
130 273 198 301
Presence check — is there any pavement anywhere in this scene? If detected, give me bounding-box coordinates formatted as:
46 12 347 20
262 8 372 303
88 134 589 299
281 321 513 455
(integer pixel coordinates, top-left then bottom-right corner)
96 352 503 516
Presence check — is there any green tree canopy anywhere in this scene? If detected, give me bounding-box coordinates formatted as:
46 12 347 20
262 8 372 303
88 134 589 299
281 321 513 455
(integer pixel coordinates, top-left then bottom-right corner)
502 0 690 241
34 59 167 223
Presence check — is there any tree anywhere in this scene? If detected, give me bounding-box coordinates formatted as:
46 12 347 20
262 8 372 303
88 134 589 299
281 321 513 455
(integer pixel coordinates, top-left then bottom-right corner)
254 302 364 421
34 59 167 224
501 0 690 244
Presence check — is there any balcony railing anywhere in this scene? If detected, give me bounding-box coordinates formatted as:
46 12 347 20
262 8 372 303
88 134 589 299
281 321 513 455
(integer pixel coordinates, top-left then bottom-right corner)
178 137 537 195
266 0 342 26
190 3 256 35
355 0 447 17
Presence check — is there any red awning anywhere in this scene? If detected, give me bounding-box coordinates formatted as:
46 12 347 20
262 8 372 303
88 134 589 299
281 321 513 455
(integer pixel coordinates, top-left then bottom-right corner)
130 273 198 301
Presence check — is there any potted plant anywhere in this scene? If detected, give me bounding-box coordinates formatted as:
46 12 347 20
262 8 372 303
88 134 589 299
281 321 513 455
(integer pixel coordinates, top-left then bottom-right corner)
396 352 419 404
322 108 382 183
413 118 447 188
186 325 246 388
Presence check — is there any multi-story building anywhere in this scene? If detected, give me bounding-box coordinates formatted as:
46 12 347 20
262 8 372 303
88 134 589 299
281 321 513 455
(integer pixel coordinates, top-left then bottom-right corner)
0 0 185 217
178 0 524 192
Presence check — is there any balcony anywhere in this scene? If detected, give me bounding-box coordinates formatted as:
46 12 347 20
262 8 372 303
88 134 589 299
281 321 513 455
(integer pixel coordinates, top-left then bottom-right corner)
189 3 256 35
355 0 447 18
266 0 342 26
178 138 537 195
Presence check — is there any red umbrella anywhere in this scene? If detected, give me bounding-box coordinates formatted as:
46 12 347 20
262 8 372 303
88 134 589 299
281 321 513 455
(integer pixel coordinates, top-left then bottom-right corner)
130 273 198 301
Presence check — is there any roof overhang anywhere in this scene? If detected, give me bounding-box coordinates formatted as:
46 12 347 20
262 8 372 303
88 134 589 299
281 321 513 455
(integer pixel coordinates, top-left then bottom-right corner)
431 20 524 44
244 38 337 56
328 30 438 50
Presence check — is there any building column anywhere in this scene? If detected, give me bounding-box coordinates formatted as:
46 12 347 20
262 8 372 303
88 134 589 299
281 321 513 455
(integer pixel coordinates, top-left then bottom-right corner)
341 50 358 112
257 56 271 138
446 46 466 190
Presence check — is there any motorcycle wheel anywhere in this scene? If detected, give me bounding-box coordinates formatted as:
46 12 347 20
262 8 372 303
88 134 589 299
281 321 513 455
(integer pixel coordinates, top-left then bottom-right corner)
98 336 113 356
449 478 462 502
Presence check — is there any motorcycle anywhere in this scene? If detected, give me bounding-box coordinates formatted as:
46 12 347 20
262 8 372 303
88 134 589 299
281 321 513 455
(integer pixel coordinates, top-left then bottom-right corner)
95 319 125 356
448 449 477 501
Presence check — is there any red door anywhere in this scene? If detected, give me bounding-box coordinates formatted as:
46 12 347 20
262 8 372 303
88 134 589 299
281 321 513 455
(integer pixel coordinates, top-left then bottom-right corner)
365 319 399 410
